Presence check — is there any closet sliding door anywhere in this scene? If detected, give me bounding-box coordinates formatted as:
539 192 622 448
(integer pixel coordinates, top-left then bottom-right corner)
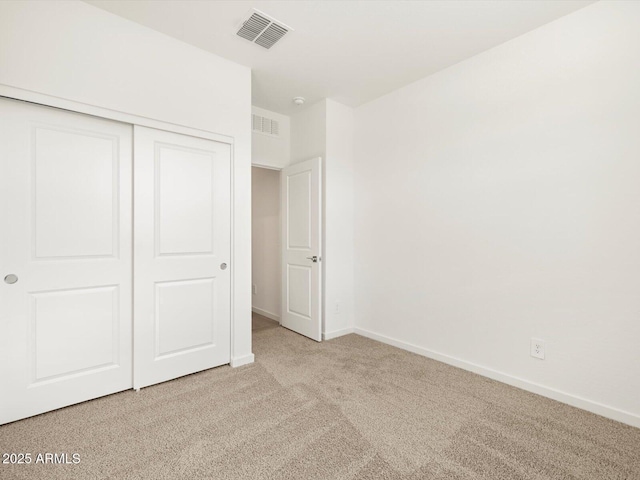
0 99 233 423
133 126 231 389
0 98 133 425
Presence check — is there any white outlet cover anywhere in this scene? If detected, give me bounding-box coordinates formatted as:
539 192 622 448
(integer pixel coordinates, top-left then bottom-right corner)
530 338 545 360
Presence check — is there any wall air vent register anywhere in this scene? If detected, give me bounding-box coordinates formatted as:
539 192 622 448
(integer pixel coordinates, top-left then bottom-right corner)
236 9 293 49
252 114 279 137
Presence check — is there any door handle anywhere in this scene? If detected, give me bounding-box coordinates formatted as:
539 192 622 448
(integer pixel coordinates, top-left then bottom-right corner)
306 256 320 263
4 274 18 284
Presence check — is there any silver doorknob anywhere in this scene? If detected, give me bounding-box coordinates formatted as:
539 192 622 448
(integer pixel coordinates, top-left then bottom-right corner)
306 256 320 263
4 274 18 284
220 263 228 270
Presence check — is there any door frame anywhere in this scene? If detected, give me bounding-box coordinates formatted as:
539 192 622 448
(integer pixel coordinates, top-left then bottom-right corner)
0 84 251 370
250 158 325 341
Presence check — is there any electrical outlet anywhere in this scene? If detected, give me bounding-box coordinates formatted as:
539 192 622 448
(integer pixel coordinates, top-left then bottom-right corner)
335 301 340 314
252 284 257 295
530 338 545 360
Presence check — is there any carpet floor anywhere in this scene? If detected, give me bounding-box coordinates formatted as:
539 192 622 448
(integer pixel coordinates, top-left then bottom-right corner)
1 313 639 479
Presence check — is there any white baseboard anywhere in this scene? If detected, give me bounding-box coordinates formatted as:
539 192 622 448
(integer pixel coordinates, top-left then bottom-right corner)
252 307 280 322
230 353 255 368
323 327 355 341
353 327 640 429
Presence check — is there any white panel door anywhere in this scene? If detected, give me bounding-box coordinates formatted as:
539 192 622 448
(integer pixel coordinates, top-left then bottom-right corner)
134 126 231 389
0 98 133 425
281 157 322 341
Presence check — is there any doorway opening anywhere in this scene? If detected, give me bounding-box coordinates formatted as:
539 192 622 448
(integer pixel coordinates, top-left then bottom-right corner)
251 166 282 333
251 158 323 343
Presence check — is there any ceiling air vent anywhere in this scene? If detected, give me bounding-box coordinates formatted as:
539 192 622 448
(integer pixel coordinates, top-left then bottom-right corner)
236 9 292 50
253 114 280 137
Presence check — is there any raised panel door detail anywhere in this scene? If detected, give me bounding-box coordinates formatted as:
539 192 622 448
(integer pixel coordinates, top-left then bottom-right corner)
1 98 132 425
134 125 230 390
155 278 215 358
287 171 311 250
156 144 215 256
30 286 119 383
33 126 118 259
280 158 321 341
287 265 312 319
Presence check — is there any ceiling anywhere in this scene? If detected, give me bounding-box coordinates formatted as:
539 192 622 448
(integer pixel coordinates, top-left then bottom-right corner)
85 0 595 115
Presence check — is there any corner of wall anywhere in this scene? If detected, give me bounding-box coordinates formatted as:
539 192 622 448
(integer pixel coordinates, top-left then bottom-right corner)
324 99 356 337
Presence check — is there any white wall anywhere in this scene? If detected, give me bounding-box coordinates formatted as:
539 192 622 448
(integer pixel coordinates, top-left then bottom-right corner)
252 106 290 169
0 0 254 365
290 101 327 163
324 100 355 338
290 100 355 338
354 0 640 427
251 167 281 320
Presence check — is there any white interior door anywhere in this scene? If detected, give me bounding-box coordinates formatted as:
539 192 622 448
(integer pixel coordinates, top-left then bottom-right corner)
280 157 322 341
134 126 231 389
0 98 133 425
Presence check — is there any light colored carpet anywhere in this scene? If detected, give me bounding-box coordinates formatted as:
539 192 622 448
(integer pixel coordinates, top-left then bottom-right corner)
1 313 638 479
